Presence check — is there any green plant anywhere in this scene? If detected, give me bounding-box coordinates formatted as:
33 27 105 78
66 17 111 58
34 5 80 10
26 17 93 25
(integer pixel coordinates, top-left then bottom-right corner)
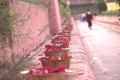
101 10 118 16
58 0 71 19
0 1 51 80
96 0 107 13
0 2 14 63
20 0 48 8
0 3 22 80
116 0 120 6
0 0 8 5
20 0 41 6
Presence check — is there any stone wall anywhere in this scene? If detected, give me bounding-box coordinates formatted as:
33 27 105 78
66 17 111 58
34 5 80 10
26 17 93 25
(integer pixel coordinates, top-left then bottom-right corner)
9 1 50 56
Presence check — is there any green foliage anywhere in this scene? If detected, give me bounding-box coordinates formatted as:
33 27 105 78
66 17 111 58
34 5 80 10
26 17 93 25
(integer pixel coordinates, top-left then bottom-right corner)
0 0 8 5
101 10 118 16
0 2 50 80
19 0 44 6
96 0 107 13
20 0 39 4
0 5 12 47
58 0 71 19
70 3 99 15
116 0 120 6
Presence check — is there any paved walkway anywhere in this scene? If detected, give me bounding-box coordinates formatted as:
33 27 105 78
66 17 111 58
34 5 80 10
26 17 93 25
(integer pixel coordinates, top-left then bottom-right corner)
27 16 120 80
94 16 120 33
75 19 120 80
66 18 96 80
27 18 96 80
24 15 120 80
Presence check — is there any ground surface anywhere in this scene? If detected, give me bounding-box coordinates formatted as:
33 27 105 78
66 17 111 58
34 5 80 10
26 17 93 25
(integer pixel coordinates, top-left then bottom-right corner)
75 19 120 80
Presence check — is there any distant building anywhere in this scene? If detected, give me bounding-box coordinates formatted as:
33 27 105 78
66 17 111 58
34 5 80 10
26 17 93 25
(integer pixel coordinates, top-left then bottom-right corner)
64 0 96 5
64 0 115 5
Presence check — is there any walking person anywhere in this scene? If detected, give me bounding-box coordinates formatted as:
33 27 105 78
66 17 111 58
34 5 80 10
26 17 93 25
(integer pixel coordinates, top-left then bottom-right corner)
85 9 93 30
81 13 86 21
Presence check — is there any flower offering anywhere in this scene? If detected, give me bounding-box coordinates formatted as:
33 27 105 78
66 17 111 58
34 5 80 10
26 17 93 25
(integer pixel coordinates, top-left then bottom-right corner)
39 56 71 68
28 66 66 75
39 55 70 61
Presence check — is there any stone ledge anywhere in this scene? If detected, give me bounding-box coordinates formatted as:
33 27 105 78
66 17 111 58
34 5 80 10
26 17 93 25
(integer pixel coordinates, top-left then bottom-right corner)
68 17 96 80
94 16 120 33
94 16 120 25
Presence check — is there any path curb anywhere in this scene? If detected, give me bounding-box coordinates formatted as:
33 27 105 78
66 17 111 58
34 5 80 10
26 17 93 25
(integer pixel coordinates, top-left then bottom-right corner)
67 17 96 80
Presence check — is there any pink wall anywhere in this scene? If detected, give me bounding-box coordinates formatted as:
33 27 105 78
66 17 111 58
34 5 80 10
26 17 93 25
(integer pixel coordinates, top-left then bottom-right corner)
9 1 50 56
54 0 62 31
49 0 62 35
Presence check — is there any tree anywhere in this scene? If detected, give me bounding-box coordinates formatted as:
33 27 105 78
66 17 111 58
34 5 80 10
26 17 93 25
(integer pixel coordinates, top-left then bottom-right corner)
58 0 71 19
116 0 120 6
96 0 107 13
0 0 50 80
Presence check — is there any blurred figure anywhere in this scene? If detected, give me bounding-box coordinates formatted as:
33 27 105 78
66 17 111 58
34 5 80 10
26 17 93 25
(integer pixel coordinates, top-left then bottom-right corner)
85 9 93 30
80 13 86 21
117 9 120 21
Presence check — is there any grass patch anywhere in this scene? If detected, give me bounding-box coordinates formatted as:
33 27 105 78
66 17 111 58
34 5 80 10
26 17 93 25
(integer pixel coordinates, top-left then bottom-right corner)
19 0 44 6
101 10 118 16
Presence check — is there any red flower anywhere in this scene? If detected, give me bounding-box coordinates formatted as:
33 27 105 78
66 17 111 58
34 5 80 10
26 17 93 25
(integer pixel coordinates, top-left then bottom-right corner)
45 44 52 48
28 66 66 75
39 55 70 61
29 69 43 75
48 66 66 73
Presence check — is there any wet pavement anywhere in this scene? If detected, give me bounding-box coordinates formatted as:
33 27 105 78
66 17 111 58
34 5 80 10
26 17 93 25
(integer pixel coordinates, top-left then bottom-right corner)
74 20 120 80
